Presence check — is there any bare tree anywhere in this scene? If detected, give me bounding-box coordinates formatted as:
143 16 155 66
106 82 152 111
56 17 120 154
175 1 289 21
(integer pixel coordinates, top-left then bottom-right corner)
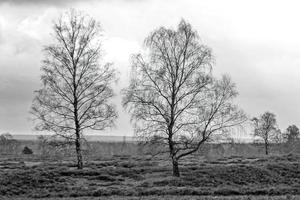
31 10 117 169
123 20 246 177
252 112 277 155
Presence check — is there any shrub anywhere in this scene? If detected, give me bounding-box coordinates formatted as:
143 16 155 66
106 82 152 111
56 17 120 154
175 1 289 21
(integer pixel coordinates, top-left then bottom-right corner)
22 146 33 154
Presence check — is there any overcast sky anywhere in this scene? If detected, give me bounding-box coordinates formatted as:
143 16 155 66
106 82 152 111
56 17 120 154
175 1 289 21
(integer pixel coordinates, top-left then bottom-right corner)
1 0 300 138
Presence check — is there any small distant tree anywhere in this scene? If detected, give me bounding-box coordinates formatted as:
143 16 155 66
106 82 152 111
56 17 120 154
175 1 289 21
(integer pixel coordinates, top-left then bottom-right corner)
285 125 299 143
37 135 74 159
272 128 284 144
123 20 246 177
31 10 117 169
37 135 48 156
252 112 277 155
0 133 19 154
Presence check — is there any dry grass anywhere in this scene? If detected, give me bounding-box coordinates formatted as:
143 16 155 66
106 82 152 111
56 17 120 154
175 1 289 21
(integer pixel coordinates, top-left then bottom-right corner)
3 195 300 200
0 153 299 198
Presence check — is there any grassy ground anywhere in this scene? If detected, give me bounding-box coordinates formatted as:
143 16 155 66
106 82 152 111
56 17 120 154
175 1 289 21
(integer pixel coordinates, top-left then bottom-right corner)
0 153 299 199
2 195 300 200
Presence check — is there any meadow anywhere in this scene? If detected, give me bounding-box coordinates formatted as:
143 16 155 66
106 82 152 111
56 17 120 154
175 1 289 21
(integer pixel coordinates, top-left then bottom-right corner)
0 140 300 199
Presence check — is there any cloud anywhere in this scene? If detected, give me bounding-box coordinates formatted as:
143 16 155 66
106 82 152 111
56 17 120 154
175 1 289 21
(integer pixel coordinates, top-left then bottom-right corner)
0 17 5 45
0 75 38 134
2 0 300 137
0 30 3 45
0 0 85 6
0 0 141 7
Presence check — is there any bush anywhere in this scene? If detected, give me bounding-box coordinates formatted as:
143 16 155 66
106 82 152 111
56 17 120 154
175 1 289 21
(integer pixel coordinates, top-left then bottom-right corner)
22 146 33 154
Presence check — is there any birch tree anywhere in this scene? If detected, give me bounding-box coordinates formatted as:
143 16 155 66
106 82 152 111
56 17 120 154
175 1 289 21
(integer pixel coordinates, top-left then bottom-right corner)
123 20 246 177
252 112 277 155
31 10 117 169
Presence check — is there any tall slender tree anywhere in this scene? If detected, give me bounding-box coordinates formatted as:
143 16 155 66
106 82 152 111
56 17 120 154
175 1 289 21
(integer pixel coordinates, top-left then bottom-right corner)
31 10 117 169
123 20 246 177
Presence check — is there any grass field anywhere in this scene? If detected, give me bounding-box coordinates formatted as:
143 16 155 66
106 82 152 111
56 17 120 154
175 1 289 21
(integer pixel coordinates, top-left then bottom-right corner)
2 196 300 200
0 146 300 199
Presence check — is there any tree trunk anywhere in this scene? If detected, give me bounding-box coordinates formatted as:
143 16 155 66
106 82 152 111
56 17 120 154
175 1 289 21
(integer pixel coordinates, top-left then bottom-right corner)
73 82 83 169
75 135 83 169
265 141 268 155
172 158 180 177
